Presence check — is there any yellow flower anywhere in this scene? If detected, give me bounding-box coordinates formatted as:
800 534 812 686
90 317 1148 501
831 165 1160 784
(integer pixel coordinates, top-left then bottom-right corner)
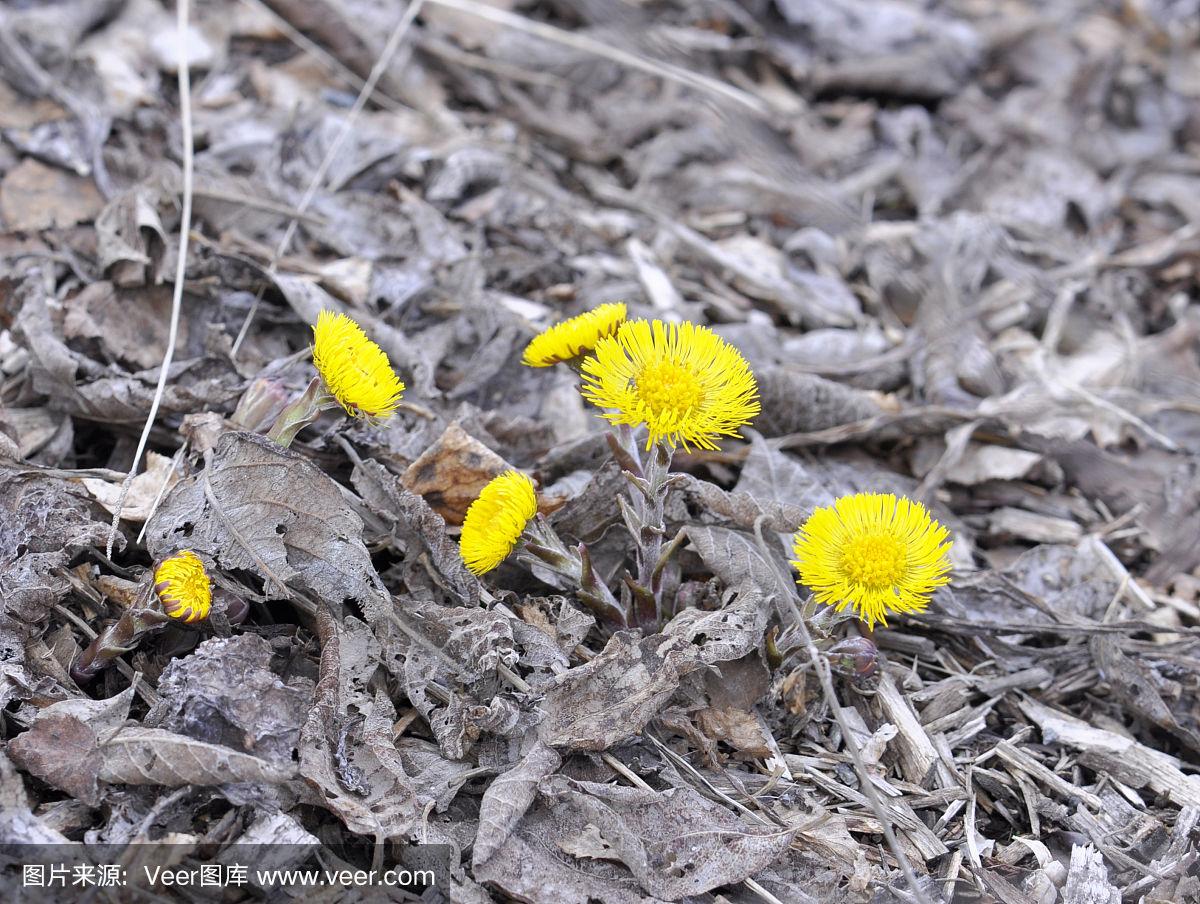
154 551 212 623
312 310 405 418
459 471 539 575
791 493 952 629
580 319 760 450
522 302 627 367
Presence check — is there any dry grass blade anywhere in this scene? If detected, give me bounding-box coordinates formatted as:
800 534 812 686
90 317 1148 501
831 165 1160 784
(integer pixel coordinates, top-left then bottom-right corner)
104 0 194 557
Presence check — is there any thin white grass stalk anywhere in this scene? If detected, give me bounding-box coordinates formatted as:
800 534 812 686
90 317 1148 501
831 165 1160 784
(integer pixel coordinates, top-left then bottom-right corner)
105 0 194 557
231 0 426 358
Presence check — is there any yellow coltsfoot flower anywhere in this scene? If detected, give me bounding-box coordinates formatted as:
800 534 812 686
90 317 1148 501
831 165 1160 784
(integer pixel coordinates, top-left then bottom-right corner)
791 493 952 629
580 319 760 450
154 550 212 623
522 302 627 367
312 310 405 418
459 471 539 575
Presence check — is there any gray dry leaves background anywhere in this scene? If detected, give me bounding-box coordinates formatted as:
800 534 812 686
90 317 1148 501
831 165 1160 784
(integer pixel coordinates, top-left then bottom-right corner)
1 1 1200 903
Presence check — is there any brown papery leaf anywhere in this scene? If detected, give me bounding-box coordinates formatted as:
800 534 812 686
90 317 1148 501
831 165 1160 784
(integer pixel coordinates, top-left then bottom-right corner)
9 713 103 806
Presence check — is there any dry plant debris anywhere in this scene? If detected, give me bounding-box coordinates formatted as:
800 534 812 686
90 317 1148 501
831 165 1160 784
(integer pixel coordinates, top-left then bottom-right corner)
1 1 1200 902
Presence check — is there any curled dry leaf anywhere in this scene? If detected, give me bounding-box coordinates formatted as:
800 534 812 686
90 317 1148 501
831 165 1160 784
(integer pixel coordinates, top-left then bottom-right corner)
753 368 887 437
80 449 178 523
398 601 524 760
298 609 422 838
472 741 561 868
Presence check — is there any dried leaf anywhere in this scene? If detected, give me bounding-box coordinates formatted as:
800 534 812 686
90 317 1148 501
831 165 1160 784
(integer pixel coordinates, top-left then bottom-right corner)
473 741 561 867
352 457 482 607
538 632 703 751
401 422 511 524
99 727 295 787
9 713 104 805
299 609 421 837
81 450 179 523
146 431 387 608
0 158 102 229
754 368 886 437
148 634 314 766
544 776 796 899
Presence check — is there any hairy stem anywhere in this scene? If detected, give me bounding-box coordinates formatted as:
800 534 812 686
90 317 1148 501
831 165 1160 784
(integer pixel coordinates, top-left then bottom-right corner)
610 426 677 628
266 377 339 447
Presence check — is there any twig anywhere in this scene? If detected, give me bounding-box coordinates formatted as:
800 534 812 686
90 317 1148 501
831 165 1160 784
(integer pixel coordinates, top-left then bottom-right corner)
104 0 195 558
231 0 426 358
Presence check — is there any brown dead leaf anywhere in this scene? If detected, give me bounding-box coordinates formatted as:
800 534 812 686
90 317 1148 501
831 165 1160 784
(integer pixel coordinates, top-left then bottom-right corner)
298 609 422 837
482 775 797 901
351 457 482 607
695 706 773 758
81 450 178 523
0 407 67 460
401 422 511 524
473 741 561 867
63 283 189 369
9 713 103 806
94 177 171 286
754 368 886 437
99 727 295 787
148 634 314 765
8 687 134 806
0 158 103 230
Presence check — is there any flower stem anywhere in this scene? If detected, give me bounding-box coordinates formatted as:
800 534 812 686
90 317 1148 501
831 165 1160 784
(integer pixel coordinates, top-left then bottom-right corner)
266 377 339 447
71 606 170 685
520 517 625 626
609 427 677 628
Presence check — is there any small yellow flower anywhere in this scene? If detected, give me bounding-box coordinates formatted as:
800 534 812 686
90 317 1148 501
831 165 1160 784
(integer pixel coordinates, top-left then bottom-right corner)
312 310 405 418
580 319 760 450
459 471 539 575
522 302 627 367
154 551 212 623
792 493 952 629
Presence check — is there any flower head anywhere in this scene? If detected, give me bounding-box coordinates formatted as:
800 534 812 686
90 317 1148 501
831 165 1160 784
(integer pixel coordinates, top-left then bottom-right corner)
580 319 760 450
154 551 212 623
791 493 952 629
522 302 627 367
312 310 405 418
459 471 539 575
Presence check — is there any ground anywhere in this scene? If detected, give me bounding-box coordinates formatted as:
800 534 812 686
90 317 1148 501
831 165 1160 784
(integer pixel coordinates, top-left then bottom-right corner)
1 1 1200 903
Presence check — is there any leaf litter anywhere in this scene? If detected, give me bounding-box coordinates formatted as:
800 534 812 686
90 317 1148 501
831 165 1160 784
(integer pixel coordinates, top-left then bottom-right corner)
1 1 1200 902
